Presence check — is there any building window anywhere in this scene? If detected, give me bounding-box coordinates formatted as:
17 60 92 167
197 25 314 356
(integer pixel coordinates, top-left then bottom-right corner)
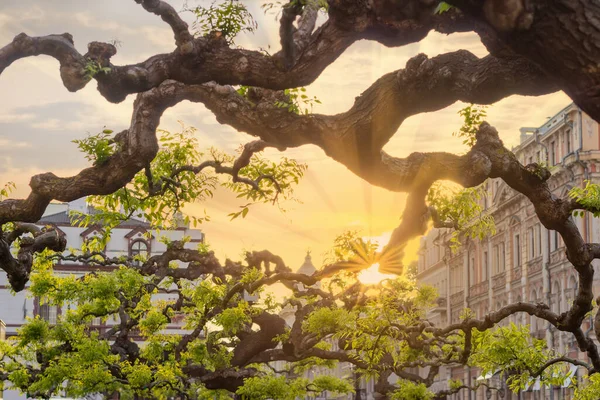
493 245 499 274
514 234 521 267
530 290 539 329
130 240 149 265
587 212 593 242
552 281 562 313
470 256 476 286
451 265 463 295
500 242 505 272
483 251 488 281
550 141 556 165
493 243 506 274
528 228 534 259
482 182 488 210
515 296 523 325
551 230 559 251
566 130 571 154
39 303 58 324
536 224 542 255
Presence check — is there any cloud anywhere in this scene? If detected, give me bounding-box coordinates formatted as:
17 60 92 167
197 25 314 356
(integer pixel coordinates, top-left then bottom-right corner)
30 118 62 130
0 138 30 148
0 113 35 123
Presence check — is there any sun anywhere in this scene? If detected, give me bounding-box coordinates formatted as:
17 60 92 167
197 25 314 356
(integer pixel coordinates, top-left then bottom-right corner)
357 262 397 285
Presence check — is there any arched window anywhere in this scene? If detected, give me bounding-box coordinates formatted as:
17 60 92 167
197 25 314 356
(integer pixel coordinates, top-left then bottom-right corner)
130 240 149 264
530 289 539 330
552 281 562 313
516 296 523 325
567 276 578 310
568 276 578 292
469 254 476 286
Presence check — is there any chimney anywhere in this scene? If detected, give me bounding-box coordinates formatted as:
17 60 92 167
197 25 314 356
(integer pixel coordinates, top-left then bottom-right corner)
519 127 536 144
173 212 187 228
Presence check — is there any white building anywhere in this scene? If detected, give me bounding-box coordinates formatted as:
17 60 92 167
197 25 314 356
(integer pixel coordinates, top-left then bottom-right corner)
0 198 203 400
0 198 204 338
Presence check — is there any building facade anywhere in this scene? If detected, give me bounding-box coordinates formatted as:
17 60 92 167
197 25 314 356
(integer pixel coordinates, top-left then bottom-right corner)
0 198 204 400
417 103 600 400
1 200 365 399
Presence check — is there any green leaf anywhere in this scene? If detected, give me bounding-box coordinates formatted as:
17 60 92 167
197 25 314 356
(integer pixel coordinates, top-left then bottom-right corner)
434 1 453 14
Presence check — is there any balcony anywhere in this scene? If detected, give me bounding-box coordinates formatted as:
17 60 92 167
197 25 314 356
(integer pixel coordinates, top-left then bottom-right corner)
450 291 464 307
512 265 522 283
469 280 489 298
493 272 506 291
430 297 447 314
527 257 543 275
550 248 566 265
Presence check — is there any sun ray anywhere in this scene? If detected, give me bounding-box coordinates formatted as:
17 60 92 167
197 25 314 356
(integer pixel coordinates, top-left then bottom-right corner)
357 262 397 285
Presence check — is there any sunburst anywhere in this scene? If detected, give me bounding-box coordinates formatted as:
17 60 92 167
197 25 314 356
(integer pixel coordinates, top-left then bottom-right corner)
333 239 405 285
357 262 397 285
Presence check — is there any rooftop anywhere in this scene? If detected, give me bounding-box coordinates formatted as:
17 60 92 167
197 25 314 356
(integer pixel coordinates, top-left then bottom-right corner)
38 210 150 228
297 251 316 275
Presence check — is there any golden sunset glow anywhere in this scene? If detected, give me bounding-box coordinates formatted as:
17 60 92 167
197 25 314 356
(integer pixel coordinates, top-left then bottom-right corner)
0 2 570 273
357 262 397 285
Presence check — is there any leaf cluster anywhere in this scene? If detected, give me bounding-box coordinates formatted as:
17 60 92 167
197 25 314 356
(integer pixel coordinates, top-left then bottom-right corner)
434 1 453 14
225 152 307 220
236 374 352 400
570 180 600 217
84 60 111 80
72 125 306 228
427 181 496 251
274 87 322 115
189 0 257 44
469 324 566 392
452 104 488 147
72 129 117 166
0 181 15 200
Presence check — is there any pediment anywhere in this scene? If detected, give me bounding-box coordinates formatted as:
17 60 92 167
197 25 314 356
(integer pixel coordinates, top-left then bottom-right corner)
493 182 514 205
125 226 153 240
80 225 104 238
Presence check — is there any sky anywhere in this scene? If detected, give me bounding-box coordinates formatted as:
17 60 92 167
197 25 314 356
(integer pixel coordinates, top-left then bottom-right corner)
0 0 570 271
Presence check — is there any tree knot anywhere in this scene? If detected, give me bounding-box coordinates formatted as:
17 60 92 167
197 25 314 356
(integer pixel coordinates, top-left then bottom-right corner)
483 0 534 32
474 122 500 144
85 41 117 64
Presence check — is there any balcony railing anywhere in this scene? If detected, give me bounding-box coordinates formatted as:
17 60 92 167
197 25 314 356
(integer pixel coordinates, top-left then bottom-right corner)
527 257 543 275
429 297 447 314
512 265 522 283
469 280 489 298
550 248 566 265
450 291 464 307
493 272 506 291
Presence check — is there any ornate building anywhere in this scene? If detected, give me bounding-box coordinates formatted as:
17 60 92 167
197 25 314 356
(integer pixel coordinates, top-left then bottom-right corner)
0 198 204 400
0 197 204 338
417 103 600 400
